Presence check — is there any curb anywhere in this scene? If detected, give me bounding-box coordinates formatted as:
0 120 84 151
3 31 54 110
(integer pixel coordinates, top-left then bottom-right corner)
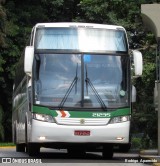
140 156 160 166
153 164 160 166
0 146 15 149
140 150 160 166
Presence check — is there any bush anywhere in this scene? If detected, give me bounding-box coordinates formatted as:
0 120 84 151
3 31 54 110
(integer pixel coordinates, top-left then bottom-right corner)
131 137 142 149
0 105 4 141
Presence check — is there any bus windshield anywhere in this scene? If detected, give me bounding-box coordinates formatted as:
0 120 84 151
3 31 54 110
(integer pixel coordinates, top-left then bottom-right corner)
33 54 129 109
35 28 127 52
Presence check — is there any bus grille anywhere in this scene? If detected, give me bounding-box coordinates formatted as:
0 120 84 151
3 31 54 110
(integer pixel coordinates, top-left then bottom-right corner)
55 118 110 126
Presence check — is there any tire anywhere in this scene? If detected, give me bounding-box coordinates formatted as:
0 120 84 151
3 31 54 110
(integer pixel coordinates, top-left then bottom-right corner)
119 144 131 152
27 143 40 156
102 144 113 159
14 128 25 152
16 143 25 152
68 148 86 157
25 119 28 153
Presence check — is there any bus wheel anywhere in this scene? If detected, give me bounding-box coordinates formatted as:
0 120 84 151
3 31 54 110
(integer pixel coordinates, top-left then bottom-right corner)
118 144 131 152
27 143 40 156
25 120 28 153
68 148 86 157
14 129 25 152
16 143 25 152
102 144 113 159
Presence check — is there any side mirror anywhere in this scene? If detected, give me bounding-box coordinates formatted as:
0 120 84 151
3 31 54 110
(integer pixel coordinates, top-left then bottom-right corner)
132 85 136 103
24 46 34 76
132 50 143 76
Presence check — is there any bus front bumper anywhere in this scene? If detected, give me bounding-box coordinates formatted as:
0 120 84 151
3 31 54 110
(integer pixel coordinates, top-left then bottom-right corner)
30 119 130 144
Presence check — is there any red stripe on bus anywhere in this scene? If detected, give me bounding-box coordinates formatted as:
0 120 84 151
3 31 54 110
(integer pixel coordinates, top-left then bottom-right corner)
60 110 66 117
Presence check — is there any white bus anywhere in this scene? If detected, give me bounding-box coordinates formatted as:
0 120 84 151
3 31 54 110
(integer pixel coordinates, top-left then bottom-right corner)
12 22 142 158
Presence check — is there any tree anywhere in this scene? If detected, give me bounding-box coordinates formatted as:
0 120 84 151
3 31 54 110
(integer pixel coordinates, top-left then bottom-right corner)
0 2 6 141
132 37 157 147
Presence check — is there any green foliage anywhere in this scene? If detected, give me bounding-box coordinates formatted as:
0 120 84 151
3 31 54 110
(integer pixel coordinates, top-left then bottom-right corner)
131 137 142 149
132 46 157 145
0 142 15 147
131 135 155 150
0 4 6 141
0 4 6 45
79 0 140 25
0 4 6 73
0 105 4 141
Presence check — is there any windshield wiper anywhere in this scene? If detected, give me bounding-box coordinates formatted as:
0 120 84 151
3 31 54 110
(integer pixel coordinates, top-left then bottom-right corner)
59 64 78 109
35 54 41 81
85 65 107 111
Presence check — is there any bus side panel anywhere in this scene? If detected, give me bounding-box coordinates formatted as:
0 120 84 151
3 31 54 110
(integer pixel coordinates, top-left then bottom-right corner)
12 77 31 144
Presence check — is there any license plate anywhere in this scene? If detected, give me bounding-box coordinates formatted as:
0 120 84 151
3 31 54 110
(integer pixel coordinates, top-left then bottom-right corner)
74 130 90 136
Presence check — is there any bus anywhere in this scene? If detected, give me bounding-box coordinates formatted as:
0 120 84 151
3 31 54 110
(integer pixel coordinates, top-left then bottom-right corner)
12 22 143 158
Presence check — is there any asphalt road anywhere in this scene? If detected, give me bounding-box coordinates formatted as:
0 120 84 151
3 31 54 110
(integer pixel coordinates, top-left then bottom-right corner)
0 147 153 166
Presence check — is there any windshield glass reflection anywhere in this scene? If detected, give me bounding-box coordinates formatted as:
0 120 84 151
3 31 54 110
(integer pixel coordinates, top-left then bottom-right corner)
33 54 129 109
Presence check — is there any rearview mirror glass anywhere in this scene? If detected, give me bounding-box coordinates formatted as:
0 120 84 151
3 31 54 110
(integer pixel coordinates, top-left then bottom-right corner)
132 50 143 76
24 46 34 76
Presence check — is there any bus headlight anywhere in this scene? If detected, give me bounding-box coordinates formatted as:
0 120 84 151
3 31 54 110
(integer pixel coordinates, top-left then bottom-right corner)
33 113 55 123
109 115 130 124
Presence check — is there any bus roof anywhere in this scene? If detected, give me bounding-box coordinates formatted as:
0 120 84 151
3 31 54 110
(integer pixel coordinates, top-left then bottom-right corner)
34 22 125 31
